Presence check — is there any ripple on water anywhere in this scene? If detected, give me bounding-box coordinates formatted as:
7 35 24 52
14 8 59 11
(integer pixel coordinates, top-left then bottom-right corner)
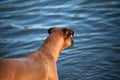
0 0 120 80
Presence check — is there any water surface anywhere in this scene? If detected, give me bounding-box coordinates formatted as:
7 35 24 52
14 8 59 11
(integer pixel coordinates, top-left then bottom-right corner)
0 0 120 80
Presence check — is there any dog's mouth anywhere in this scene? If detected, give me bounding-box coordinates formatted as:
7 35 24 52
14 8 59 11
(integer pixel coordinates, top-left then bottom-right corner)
70 30 74 45
70 34 74 47
70 39 74 47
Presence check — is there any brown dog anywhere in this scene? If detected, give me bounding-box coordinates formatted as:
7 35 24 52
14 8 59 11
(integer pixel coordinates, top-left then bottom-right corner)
0 27 74 80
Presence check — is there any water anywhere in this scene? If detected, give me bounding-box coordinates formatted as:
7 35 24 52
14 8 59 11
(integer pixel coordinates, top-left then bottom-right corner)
0 0 120 80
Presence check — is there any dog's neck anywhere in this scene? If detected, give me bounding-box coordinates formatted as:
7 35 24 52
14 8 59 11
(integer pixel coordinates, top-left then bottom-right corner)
27 33 64 62
40 34 64 62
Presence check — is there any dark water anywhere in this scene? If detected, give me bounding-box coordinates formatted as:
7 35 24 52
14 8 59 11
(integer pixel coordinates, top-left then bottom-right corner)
0 0 120 80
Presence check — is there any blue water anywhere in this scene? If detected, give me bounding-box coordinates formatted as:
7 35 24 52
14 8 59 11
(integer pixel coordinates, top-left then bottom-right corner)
0 0 120 80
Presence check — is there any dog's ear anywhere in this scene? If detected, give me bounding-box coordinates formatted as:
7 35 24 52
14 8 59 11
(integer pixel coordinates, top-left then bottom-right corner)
63 28 74 38
48 28 53 34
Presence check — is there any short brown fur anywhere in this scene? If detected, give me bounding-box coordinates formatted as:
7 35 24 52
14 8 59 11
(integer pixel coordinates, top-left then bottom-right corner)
0 27 74 80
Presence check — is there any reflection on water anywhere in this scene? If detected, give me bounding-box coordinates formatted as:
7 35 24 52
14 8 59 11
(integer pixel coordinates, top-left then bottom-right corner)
0 0 120 80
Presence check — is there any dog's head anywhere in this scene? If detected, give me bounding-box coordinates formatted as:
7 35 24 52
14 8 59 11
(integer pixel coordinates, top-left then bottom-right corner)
48 27 74 48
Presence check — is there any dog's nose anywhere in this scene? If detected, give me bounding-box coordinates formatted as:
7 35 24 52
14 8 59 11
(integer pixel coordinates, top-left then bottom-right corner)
70 39 74 47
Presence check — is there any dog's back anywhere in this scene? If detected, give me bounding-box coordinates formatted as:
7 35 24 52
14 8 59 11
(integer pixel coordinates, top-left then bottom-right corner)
0 58 48 80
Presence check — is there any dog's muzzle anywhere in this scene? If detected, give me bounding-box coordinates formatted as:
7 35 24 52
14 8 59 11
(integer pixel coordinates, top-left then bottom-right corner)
70 40 73 47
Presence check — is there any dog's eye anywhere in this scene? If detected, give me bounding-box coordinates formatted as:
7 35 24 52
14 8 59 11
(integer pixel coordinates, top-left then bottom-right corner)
70 35 73 37
64 34 72 39
63 28 74 39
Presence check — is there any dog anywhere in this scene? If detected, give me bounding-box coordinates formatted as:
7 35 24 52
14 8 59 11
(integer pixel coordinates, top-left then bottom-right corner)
0 27 74 80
